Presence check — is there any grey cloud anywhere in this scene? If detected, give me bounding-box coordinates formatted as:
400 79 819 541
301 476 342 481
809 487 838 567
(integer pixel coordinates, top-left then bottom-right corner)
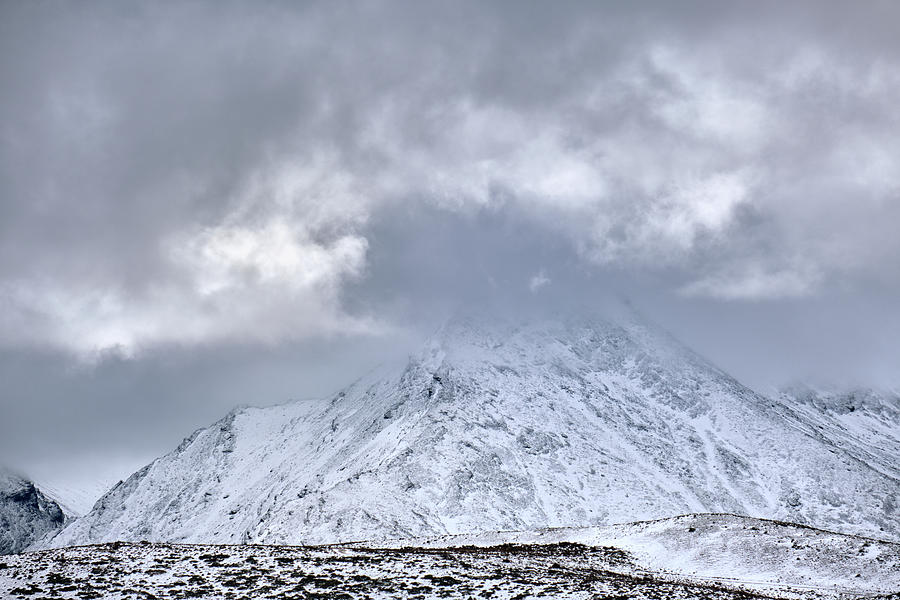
0 2 898 356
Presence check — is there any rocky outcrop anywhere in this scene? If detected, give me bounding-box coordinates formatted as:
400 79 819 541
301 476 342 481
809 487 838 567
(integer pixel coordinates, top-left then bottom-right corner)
1 469 65 554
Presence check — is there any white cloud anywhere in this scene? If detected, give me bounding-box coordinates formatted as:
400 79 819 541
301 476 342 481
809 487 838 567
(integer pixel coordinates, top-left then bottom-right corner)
0 225 372 357
680 264 822 300
528 270 551 293
647 44 772 152
172 221 366 297
0 153 377 358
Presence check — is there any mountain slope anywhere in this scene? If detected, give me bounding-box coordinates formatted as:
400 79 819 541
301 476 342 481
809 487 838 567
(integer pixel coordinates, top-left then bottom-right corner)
0 468 66 554
776 385 900 483
42 312 900 548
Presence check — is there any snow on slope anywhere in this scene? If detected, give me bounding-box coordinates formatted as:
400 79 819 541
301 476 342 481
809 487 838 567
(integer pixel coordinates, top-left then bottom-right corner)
0 536 791 600
41 311 900 548
7 514 897 599
777 385 900 483
367 513 900 598
0 468 65 554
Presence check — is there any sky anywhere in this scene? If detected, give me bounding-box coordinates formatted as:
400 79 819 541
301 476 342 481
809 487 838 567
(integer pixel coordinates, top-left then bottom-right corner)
1 0 899 511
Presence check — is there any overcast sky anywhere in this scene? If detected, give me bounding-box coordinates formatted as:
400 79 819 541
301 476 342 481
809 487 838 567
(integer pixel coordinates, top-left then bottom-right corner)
2 1 899 508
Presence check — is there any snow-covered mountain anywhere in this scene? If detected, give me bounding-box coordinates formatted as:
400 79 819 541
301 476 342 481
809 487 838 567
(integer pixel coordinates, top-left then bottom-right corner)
42 311 900 548
0 468 66 554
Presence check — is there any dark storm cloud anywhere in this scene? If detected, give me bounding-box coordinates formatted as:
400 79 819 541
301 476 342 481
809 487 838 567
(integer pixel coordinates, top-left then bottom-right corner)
1 1 899 491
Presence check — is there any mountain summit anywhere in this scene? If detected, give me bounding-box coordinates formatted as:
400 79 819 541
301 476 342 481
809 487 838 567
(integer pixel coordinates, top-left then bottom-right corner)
42 311 899 548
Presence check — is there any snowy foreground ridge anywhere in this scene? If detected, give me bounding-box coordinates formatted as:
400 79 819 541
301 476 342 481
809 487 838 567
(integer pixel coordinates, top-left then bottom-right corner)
40 312 900 548
5 514 899 599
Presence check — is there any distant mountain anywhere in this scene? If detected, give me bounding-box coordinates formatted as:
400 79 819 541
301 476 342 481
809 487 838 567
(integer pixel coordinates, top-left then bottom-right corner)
33 473 131 517
42 311 900 548
0 468 66 554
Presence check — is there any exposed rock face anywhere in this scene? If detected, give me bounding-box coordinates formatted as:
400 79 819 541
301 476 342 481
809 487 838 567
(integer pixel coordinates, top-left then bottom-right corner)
0 469 65 554
42 312 900 548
